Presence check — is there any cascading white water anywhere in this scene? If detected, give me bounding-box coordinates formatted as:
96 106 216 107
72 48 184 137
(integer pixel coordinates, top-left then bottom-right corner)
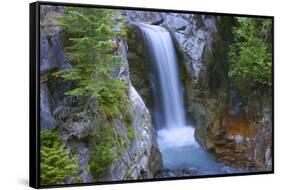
139 23 187 129
139 24 244 174
139 23 198 152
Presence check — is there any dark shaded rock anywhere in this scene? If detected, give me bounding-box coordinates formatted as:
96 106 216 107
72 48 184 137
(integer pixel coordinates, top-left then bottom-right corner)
40 5 70 74
53 105 71 121
148 143 163 176
163 14 190 31
79 171 93 183
40 83 56 130
39 5 76 131
40 31 58 73
155 168 199 178
126 24 153 109
59 111 93 141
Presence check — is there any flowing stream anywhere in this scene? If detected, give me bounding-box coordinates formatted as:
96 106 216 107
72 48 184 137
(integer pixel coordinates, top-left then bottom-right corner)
139 23 244 175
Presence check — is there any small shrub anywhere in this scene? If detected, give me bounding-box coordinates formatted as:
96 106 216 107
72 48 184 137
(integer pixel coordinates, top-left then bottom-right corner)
40 130 79 185
117 133 125 148
124 111 135 143
125 169 133 180
89 124 116 179
89 143 115 179
126 125 136 143
71 176 82 184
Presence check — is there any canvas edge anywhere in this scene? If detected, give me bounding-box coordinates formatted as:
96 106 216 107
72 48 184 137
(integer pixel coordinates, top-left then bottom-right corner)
29 2 40 189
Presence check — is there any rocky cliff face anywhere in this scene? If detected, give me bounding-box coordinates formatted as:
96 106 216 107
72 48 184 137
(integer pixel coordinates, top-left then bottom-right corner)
124 11 272 171
98 40 162 181
40 6 161 183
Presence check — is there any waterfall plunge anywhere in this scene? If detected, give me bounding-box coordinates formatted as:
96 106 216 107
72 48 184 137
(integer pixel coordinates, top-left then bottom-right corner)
139 24 198 151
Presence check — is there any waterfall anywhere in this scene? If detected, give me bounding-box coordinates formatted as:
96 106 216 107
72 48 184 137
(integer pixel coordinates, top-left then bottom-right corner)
139 23 200 169
137 23 244 174
139 23 186 129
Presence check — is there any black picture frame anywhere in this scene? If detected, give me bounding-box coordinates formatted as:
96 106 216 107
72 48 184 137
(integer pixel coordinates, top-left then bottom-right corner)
30 1 274 189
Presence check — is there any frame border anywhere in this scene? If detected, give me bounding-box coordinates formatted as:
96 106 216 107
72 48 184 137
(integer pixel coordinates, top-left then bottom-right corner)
29 1 274 189
30 2 40 188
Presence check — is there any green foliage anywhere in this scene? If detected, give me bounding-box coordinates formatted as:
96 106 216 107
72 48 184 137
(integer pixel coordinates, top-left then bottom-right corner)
125 169 133 180
89 143 115 179
123 111 135 142
126 125 136 142
228 17 272 93
88 112 136 180
88 115 135 179
97 79 128 120
89 124 116 179
71 176 83 184
117 133 125 148
40 130 79 185
54 7 128 119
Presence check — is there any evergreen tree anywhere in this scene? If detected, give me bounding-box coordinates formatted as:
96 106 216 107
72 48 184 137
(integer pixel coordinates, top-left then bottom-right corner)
55 7 127 119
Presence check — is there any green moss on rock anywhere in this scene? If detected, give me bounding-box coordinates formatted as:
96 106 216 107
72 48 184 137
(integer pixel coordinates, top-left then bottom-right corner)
89 124 116 179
